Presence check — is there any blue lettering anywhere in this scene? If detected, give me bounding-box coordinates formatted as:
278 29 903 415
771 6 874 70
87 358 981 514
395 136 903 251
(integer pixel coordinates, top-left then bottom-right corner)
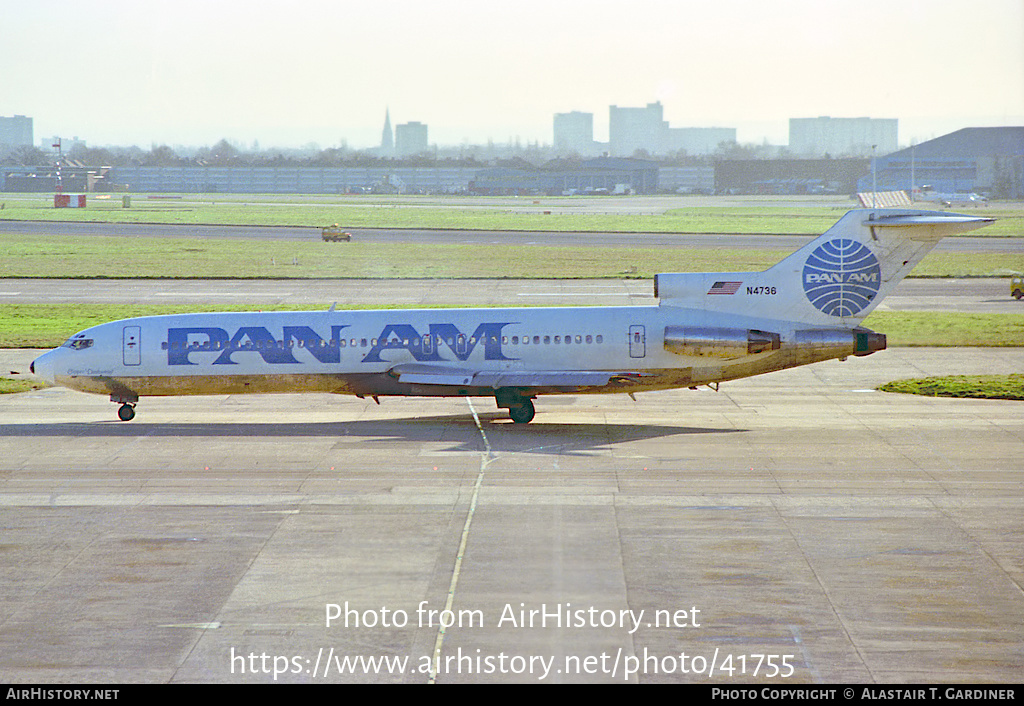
363 322 514 363
362 324 434 363
167 327 229 366
429 323 514 361
168 323 512 366
282 325 350 364
214 327 298 365
168 325 350 366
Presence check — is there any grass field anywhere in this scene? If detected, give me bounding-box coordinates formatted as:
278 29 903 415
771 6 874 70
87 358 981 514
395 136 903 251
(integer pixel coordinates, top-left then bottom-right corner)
2 193 1022 236
879 375 1024 401
1 234 1020 279
0 377 42 394
0 235 784 279
2 194 1020 279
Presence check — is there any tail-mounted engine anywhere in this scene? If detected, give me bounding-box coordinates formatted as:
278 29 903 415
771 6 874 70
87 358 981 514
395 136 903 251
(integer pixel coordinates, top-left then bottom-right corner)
664 326 781 360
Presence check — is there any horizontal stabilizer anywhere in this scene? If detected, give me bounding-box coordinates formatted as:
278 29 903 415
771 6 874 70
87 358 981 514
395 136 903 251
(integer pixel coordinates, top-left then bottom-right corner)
863 212 995 238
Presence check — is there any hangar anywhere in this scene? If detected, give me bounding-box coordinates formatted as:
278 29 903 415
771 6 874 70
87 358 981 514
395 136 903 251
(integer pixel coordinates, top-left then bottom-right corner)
857 127 1024 199
469 157 659 195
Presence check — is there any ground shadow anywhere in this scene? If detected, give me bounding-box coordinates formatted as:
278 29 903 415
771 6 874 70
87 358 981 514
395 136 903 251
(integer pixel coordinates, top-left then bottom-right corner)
1 412 743 456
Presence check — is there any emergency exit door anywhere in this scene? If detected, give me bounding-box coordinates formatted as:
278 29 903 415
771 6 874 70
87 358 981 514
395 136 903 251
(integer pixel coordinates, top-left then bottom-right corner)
123 326 141 366
629 325 646 358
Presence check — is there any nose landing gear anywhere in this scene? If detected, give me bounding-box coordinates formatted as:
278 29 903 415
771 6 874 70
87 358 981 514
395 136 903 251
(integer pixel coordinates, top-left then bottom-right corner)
111 392 139 422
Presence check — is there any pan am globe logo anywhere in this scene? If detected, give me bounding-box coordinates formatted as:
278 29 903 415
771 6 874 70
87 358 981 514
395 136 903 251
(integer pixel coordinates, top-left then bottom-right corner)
802 239 881 317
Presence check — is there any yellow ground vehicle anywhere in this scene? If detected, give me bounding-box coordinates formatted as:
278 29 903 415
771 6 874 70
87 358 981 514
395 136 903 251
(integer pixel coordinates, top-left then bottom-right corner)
322 225 351 242
1012 275 1024 300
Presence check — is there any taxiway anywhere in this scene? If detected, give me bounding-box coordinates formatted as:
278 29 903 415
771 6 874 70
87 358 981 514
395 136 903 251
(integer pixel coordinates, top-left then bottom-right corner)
0 345 1021 683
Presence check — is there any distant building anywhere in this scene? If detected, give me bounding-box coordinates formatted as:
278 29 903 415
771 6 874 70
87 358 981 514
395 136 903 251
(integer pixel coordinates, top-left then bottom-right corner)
0 115 33 147
608 102 736 156
470 157 659 195
716 158 870 196
43 136 87 152
789 117 897 157
858 126 1024 199
609 102 665 157
553 111 598 156
100 166 477 194
2 164 111 192
395 121 428 156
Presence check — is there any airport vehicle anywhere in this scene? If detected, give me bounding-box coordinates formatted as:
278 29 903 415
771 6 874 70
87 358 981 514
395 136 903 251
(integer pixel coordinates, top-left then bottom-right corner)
322 225 351 242
1012 275 1023 300
31 209 993 423
912 185 987 207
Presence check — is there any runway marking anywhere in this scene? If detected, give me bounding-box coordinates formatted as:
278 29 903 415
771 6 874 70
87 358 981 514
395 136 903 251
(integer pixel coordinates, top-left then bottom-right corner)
517 292 638 297
428 398 492 684
0 292 22 296
155 292 292 297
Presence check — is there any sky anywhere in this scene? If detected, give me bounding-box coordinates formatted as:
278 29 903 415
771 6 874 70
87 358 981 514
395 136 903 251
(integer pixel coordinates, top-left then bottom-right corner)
2 0 1022 151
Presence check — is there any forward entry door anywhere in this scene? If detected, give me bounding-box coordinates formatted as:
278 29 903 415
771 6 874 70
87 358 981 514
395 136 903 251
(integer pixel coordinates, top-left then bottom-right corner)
123 326 141 366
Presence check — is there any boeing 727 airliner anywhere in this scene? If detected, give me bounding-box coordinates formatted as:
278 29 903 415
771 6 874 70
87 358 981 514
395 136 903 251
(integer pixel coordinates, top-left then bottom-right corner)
31 209 993 423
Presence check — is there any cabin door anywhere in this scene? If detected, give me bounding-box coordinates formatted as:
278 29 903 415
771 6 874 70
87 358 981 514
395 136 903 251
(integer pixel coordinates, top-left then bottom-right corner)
123 326 141 366
629 325 646 358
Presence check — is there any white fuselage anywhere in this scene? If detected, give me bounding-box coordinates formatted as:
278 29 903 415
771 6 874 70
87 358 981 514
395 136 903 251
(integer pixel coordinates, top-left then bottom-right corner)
30 303 850 401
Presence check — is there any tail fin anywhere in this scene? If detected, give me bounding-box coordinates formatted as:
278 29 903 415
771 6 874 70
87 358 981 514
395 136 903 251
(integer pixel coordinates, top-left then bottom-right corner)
656 208 994 326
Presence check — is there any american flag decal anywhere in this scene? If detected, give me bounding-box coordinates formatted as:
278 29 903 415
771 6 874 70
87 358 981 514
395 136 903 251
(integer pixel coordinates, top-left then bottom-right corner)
708 281 742 295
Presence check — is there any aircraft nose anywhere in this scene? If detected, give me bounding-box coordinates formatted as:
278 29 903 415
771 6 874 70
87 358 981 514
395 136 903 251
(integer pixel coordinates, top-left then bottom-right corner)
31 351 56 385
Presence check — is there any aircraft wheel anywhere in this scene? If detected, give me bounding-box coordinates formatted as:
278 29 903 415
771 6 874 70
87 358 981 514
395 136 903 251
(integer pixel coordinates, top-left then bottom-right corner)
117 403 136 422
508 400 535 424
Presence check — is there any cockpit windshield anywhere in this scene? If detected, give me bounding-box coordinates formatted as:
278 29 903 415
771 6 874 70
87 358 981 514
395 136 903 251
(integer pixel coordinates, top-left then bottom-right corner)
62 336 94 350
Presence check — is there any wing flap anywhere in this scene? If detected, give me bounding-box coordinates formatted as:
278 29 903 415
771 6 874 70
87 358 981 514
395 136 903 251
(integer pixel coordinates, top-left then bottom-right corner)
389 363 626 389
472 371 615 388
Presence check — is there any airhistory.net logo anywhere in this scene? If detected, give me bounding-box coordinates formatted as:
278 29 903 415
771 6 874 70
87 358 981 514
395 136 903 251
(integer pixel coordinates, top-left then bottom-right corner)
802 239 881 317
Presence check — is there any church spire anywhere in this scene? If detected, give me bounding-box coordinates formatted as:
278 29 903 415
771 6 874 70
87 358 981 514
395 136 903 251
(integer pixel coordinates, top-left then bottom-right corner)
380 108 394 156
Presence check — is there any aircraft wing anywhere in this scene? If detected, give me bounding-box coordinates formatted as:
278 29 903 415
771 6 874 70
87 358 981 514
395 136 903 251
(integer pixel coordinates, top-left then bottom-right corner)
389 363 642 388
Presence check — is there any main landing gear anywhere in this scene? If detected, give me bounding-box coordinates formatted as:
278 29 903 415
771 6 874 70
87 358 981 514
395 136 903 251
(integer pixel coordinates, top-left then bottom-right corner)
117 403 136 422
495 389 536 424
508 399 536 424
